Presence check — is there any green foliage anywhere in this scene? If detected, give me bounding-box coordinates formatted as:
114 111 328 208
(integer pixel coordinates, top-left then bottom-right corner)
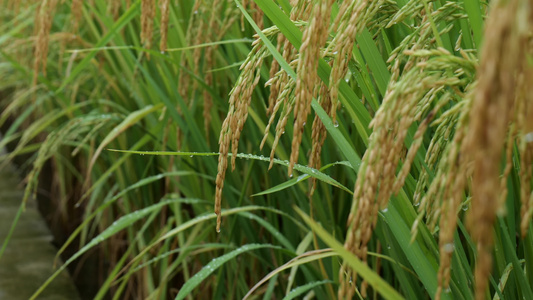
0 1 531 300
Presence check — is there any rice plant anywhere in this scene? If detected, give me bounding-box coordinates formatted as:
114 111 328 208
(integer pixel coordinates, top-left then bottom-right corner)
1 0 532 299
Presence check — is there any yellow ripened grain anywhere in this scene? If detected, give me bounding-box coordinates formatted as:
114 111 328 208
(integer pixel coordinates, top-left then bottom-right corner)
71 0 83 32
289 0 335 177
159 0 170 52
464 0 529 298
141 0 155 51
32 0 58 86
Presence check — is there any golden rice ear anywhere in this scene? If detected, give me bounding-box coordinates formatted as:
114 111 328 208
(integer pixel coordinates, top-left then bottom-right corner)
108 0 121 20
250 1 263 29
434 97 471 300
71 0 83 33
159 0 170 52
214 0 318 233
289 0 335 177
33 0 58 86
265 34 285 117
215 41 269 232
339 3 479 296
140 0 155 56
463 0 531 299
308 82 331 198
517 52 533 238
261 1 312 168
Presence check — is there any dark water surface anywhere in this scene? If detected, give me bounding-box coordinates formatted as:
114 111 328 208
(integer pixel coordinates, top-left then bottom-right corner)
0 147 80 300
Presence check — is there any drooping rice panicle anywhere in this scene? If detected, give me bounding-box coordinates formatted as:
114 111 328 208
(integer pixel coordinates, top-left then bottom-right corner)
140 0 156 53
288 0 335 177
32 0 58 86
464 1 530 298
159 0 170 52
108 0 121 20
70 0 83 33
215 42 269 232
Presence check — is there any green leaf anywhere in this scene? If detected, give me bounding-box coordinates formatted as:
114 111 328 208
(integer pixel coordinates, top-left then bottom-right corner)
384 201 451 300
30 197 188 300
295 207 404 300
311 101 362 171
356 29 391 96
107 150 353 194
244 250 338 299
87 103 164 176
252 174 310 196
252 161 355 197
238 212 295 251
56 171 206 260
461 0 484 49
175 244 282 300
56 1 141 93
283 280 333 300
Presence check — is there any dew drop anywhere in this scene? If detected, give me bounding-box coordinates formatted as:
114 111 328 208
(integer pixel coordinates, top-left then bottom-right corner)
333 120 339 128
189 155 193 158
525 132 533 143
194 10 198 14
381 207 388 213
443 243 454 253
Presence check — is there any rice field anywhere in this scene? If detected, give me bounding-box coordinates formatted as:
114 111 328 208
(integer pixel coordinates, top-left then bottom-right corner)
1 0 533 299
